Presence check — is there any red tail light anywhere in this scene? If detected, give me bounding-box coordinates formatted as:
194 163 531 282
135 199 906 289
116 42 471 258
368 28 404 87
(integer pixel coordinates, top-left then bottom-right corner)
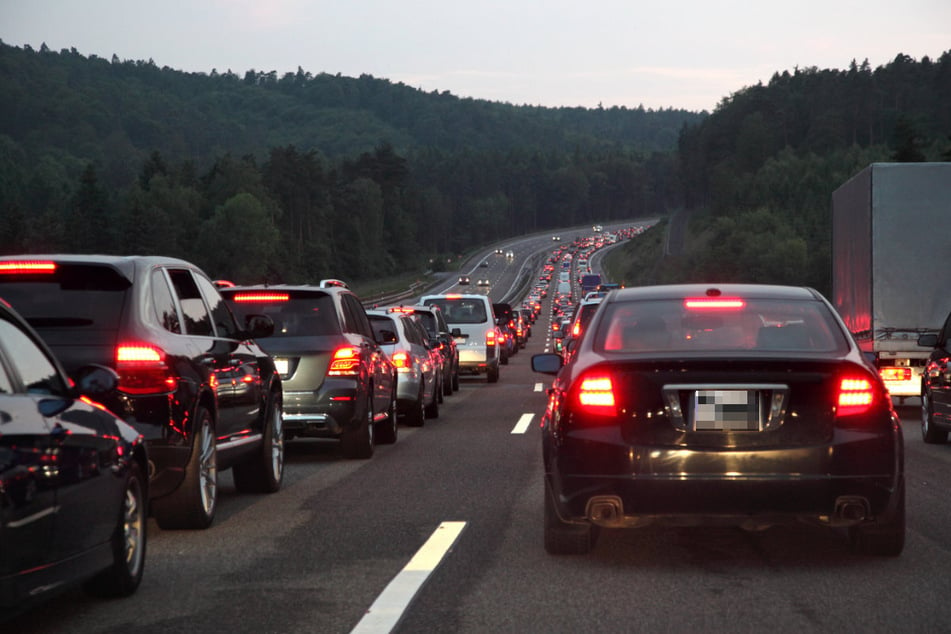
572 321 582 337
836 376 876 416
391 350 411 372
576 374 617 416
328 346 361 376
684 298 745 310
116 344 177 395
486 330 496 347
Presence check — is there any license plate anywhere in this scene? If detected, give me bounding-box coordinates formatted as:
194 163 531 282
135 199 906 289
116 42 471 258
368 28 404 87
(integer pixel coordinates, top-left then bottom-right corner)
274 358 289 375
693 390 760 431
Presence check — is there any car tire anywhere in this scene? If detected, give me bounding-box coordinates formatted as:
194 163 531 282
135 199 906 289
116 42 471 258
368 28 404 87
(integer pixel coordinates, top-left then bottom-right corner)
341 394 375 459
375 391 399 445
452 368 460 391
544 479 597 555
437 376 445 404
425 384 440 419
233 392 284 494
850 477 905 556
84 462 147 597
487 364 500 383
153 407 217 530
921 391 948 444
405 391 426 427
443 372 453 396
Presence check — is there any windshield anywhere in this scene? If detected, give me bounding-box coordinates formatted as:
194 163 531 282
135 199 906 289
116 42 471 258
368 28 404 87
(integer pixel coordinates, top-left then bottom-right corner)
225 292 340 337
423 298 488 324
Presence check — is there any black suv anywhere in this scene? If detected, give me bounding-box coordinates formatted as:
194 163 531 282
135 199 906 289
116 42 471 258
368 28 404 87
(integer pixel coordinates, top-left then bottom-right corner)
402 304 460 394
221 281 397 458
0 255 284 530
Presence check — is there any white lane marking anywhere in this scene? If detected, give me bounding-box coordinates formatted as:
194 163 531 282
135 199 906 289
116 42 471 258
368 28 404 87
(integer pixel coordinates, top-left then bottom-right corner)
512 413 534 434
351 521 467 634
534 383 543 392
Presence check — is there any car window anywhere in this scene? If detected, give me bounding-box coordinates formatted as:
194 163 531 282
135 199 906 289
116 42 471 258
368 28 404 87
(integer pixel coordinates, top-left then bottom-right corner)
167 269 213 337
402 317 424 345
423 298 487 324
151 269 182 334
0 317 65 395
597 298 849 353
343 294 373 338
224 291 340 337
194 274 239 338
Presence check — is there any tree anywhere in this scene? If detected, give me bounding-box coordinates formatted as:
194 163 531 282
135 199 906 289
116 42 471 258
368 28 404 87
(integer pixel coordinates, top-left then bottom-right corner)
195 193 281 283
65 163 113 252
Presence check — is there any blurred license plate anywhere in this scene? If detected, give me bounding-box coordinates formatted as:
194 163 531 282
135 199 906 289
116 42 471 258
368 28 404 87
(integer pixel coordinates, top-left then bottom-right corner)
274 358 289 375
693 390 760 431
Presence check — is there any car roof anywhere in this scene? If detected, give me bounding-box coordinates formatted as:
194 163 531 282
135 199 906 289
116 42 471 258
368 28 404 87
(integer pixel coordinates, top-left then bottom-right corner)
0 253 201 282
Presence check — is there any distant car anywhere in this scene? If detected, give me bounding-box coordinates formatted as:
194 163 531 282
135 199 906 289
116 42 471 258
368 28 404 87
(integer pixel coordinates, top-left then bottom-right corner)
222 281 397 457
505 250 515 259
532 284 904 556
479 261 489 267
0 296 148 613
552 236 562 241
477 278 491 287
494 249 504 255
367 308 440 425
399 304 460 394
421 294 500 383
0 255 284 530
458 276 471 285
919 309 951 443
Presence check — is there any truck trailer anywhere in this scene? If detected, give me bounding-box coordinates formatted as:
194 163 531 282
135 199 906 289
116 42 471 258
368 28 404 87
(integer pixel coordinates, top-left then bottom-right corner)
832 162 951 402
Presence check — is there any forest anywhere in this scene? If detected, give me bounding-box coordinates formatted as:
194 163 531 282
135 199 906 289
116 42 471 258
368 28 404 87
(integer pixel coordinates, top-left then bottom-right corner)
1 41 949 293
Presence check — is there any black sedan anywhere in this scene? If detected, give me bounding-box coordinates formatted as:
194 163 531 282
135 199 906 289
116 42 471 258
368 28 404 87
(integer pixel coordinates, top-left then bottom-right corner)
0 297 148 619
532 284 904 556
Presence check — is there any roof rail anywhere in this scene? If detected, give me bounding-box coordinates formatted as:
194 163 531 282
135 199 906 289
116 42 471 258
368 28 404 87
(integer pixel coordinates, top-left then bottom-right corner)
319 278 349 289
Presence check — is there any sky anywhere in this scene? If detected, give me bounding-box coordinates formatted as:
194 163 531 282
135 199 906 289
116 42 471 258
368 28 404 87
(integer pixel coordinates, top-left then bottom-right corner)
2 1 949 112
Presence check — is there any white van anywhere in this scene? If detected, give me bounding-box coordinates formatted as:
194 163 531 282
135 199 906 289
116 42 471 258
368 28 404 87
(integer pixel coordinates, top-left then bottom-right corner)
419 293 501 383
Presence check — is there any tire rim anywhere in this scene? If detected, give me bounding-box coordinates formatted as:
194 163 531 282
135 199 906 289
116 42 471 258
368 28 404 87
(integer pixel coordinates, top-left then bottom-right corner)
271 405 284 480
199 421 217 515
366 397 374 448
124 476 145 575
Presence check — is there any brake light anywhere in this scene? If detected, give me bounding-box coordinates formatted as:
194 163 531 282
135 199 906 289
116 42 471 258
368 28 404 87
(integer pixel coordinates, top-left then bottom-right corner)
684 298 746 310
388 306 415 314
486 329 496 347
0 260 57 274
391 350 411 372
576 374 617 415
572 321 582 337
115 344 177 395
880 367 912 382
231 292 289 302
836 376 875 416
327 346 361 376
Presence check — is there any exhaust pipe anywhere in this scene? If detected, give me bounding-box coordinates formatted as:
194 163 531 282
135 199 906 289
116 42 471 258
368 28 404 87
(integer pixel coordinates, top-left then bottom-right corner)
587 496 623 526
834 496 869 525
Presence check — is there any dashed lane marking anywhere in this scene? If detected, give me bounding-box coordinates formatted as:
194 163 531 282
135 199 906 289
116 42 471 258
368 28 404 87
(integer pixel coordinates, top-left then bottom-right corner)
512 413 534 434
350 521 467 634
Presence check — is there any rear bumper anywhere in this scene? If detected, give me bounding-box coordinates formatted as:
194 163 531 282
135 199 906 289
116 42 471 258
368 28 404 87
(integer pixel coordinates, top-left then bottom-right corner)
282 382 362 438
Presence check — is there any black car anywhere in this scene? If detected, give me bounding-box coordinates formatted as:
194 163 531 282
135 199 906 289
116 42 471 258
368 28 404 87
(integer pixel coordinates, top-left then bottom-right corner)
0 297 148 617
0 256 284 530
221 281 398 458
919 309 951 443
532 284 904 556
402 304 460 394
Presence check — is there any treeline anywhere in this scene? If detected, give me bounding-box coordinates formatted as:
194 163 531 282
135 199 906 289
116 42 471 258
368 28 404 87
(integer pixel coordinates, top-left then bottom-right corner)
609 52 951 296
0 41 699 283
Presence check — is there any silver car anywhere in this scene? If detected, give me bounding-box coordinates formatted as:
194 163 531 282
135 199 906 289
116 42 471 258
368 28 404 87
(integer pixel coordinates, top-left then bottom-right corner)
367 309 439 426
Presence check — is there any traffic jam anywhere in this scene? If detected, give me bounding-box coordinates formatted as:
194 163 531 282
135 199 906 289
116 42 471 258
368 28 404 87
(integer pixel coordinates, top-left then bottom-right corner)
0 219 915 624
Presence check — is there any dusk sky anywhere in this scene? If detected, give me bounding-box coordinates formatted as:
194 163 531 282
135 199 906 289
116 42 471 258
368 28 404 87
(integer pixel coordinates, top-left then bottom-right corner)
2 1 949 111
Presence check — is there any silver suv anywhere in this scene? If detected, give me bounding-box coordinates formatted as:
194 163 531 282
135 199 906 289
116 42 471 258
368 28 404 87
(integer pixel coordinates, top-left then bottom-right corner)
419 294 500 383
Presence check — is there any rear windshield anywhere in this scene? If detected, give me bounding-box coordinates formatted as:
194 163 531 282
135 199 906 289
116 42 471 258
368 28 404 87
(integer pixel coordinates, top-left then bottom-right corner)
224 291 340 337
423 298 488 324
414 311 437 337
596 298 849 354
0 264 129 331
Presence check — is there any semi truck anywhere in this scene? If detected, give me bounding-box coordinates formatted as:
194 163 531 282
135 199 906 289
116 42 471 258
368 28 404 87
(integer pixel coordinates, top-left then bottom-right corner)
832 162 951 402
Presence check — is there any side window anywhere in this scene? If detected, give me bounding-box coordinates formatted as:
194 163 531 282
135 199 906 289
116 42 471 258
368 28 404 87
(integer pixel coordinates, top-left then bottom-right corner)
0 318 65 395
151 269 182 334
194 274 239 338
167 269 213 337
343 295 373 339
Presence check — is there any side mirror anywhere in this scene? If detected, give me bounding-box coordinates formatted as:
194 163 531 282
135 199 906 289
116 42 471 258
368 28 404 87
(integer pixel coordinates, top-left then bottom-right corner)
531 353 563 375
244 314 275 339
72 364 120 399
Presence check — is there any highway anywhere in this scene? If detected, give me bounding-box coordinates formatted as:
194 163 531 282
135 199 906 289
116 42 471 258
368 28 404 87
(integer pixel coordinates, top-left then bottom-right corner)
8 224 951 633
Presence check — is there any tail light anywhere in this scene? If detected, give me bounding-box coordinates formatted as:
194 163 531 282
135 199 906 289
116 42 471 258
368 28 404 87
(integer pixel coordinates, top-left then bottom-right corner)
391 350 411 372
575 373 617 416
0 260 57 274
486 329 496 347
571 321 582 337
116 344 177 395
231 292 289 303
880 367 912 382
328 346 361 376
836 376 876 417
